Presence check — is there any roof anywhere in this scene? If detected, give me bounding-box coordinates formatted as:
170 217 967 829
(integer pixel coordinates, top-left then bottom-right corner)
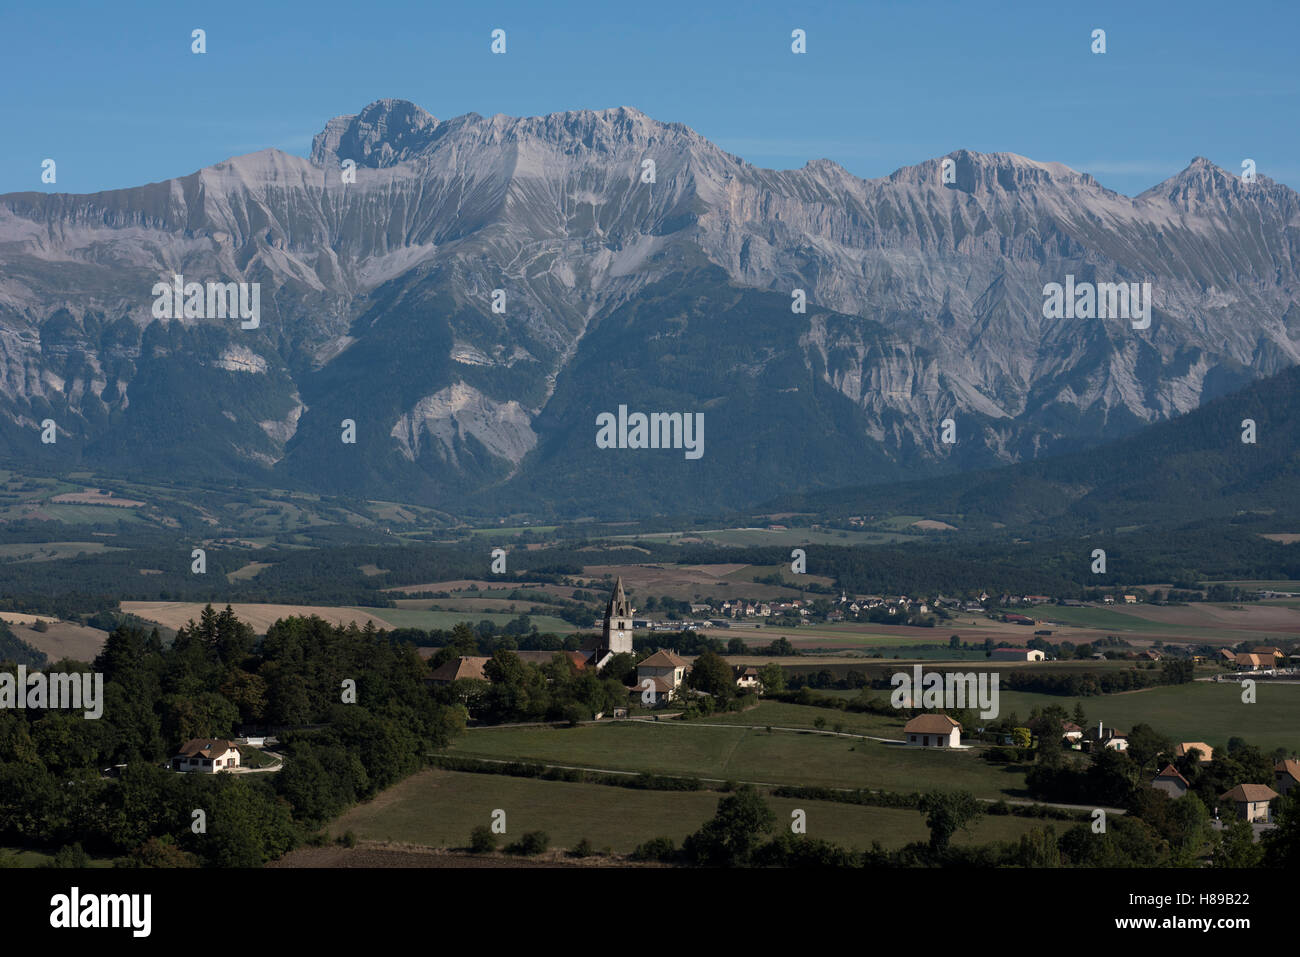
903 714 961 734
176 738 238 759
428 656 489 682
1154 764 1190 787
638 650 688 669
1219 649 1236 660
632 676 676 694
1219 783 1279 803
1062 722 1083 732
1235 652 1267 667
1276 758 1300 781
1175 742 1214 761
514 650 588 669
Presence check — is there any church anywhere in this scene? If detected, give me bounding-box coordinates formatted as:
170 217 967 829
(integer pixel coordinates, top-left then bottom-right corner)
586 576 633 669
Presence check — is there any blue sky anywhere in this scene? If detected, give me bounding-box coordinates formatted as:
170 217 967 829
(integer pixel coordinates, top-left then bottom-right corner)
3 0 1297 196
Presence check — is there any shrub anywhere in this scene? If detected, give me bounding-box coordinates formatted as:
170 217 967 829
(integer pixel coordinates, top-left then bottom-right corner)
507 831 549 856
338 830 358 848
469 825 497 853
569 837 595 858
631 837 678 863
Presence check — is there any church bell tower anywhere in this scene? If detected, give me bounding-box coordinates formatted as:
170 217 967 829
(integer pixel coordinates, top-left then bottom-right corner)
602 576 634 654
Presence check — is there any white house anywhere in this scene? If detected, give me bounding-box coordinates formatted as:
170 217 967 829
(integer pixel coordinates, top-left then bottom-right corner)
1219 784 1279 823
635 650 689 705
172 739 241 773
903 714 962 748
990 647 1045 662
735 666 762 692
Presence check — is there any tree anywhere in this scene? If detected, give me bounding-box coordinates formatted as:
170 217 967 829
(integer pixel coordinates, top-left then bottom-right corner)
1015 826 1060 867
1214 812 1263 868
727 637 747 655
764 637 796 657
686 649 734 700
124 836 199 868
1126 723 1173 773
917 790 983 855
681 785 776 867
1262 795 1300 867
757 663 786 694
1168 792 1211 863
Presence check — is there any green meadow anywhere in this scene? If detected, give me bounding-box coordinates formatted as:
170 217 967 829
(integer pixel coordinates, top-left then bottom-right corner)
447 720 1030 799
329 769 1049 853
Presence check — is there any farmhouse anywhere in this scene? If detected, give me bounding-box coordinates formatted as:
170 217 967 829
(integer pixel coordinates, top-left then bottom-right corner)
636 650 689 705
903 714 962 748
172 739 240 773
1276 759 1300 797
1061 722 1084 742
1083 723 1128 752
1234 652 1274 670
1218 783 1279 824
515 650 588 670
735 666 762 692
990 647 1045 662
428 656 490 686
1151 764 1190 799
1174 742 1215 764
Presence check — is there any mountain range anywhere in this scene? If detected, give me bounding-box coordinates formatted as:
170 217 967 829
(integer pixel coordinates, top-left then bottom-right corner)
1 99 1297 518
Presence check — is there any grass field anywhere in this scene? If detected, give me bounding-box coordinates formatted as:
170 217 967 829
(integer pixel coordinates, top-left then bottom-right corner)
0 847 114 868
446 721 1030 799
1036 605 1191 633
328 768 1048 852
373 608 576 634
681 700 908 738
17 620 110 663
613 527 913 548
0 541 123 561
118 601 576 636
996 682 1300 753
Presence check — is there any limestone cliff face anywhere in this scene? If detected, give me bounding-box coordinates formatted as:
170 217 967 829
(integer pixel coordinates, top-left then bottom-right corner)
0 100 1296 506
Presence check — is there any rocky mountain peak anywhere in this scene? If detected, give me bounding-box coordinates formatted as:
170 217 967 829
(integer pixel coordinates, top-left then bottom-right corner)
885 149 1103 196
310 98 441 169
1138 156 1289 211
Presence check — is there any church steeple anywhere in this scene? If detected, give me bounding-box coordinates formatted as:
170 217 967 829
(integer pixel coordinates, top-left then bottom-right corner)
606 576 631 619
602 576 633 655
